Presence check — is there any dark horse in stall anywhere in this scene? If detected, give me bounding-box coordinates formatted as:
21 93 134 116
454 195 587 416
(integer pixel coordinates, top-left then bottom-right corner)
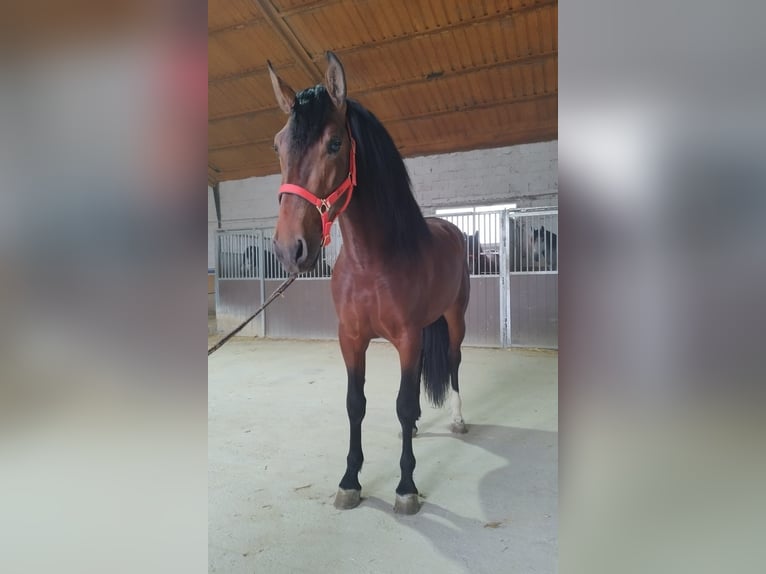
465 230 500 275
241 245 284 278
268 52 470 515
530 226 558 271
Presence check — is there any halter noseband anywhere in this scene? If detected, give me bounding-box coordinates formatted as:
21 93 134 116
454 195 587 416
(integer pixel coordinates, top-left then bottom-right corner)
278 128 357 246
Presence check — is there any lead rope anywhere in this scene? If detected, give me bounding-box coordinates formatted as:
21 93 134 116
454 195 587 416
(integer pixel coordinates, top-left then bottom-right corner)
207 274 298 356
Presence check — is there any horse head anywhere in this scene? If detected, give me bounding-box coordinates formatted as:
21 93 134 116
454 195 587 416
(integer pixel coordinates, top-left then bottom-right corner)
268 53 352 274
464 230 482 273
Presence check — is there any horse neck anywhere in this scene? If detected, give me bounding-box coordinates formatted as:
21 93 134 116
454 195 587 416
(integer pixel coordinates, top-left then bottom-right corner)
336 196 387 265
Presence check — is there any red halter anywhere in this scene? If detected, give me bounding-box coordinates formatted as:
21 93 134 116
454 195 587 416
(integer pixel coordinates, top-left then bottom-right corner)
278 130 357 246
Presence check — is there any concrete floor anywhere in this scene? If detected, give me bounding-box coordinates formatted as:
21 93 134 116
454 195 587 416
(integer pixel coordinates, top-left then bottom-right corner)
209 338 557 574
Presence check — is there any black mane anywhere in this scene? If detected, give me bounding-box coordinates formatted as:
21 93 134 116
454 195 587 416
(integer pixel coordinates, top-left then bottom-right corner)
346 100 430 252
288 86 430 252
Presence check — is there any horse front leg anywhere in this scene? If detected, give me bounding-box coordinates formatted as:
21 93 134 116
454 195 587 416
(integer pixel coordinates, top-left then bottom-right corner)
333 331 370 510
393 330 423 515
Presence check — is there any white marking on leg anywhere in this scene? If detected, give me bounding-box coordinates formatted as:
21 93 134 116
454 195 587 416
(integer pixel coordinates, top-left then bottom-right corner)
450 389 464 423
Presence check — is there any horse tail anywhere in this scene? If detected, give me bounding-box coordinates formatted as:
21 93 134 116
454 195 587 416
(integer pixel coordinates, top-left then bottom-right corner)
420 316 451 407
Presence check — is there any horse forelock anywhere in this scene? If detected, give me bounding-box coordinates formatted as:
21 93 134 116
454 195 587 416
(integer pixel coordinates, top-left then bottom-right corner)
288 85 332 155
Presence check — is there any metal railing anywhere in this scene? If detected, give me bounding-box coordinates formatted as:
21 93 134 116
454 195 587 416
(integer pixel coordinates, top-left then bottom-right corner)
508 209 558 274
438 208 558 275
217 208 557 281
216 228 335 281
439 210 502 276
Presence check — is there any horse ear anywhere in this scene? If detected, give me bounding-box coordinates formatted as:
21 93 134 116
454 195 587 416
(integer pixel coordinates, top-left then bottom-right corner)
325 51 347 113
267 60 295 114
473 230 479 238
539 225 545 233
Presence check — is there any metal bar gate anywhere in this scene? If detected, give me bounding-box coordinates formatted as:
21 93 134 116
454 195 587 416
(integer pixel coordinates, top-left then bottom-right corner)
439 207 558 349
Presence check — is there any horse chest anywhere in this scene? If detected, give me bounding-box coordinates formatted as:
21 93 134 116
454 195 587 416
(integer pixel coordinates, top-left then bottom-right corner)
331 272 412 337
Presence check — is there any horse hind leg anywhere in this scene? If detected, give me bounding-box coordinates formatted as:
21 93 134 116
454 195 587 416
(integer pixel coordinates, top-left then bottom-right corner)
444 296 468 434
393 330 426 515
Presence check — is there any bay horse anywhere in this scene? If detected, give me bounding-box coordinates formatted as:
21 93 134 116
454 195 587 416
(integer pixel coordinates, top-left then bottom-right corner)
268 52 470 515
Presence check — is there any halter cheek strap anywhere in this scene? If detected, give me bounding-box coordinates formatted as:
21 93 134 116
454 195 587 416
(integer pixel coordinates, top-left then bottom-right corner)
277 130 357 246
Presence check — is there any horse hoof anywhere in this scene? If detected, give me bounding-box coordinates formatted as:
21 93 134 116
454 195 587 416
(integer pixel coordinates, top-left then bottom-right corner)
393 493 421 515
334 488 361 510
450 421 468 434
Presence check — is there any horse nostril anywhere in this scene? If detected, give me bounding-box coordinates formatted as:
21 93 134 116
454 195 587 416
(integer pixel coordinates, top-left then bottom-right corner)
295 237 306 263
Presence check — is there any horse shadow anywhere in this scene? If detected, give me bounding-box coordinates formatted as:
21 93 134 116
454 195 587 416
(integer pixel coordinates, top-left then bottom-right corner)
360 424 557 573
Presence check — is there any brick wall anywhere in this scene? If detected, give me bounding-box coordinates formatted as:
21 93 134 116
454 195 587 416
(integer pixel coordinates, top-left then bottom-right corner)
407 140 557 213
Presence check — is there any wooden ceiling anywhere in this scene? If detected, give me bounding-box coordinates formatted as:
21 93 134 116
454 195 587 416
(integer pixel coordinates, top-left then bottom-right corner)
208 0 558 184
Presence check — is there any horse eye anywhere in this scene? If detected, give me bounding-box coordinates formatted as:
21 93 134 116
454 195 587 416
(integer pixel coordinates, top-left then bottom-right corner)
272 144 278 154
328 138 341 154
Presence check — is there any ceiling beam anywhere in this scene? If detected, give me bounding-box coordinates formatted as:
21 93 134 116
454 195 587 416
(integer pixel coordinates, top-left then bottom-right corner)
252 0 323 84
208 161 223 186
209 50 556 123
387 92 556 126
355 52 557 98
208 15 264 37
212 183 222 228
274 0 553 26
397 124 558 157
276 0 345 18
